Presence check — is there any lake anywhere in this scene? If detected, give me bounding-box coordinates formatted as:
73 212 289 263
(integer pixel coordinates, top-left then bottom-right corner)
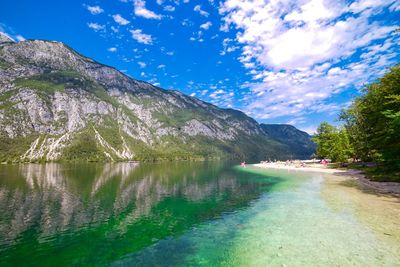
0 162 399 266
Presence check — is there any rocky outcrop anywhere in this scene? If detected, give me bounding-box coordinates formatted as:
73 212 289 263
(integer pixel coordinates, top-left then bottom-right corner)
0 39 289 162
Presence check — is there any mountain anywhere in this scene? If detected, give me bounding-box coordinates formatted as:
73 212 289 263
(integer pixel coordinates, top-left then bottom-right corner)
0 36 291 162
260 124 316 159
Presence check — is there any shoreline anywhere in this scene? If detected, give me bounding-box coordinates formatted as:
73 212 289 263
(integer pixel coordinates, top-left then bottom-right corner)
252 162 343 174
252 162 400 198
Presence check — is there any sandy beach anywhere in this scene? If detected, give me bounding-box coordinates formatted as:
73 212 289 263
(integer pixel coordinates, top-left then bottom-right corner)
253 162 341 174
252 161 400 197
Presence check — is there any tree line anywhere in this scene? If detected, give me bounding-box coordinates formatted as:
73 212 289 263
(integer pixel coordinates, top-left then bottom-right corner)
313 64 400 172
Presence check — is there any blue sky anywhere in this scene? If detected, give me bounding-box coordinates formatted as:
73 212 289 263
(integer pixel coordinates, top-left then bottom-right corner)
1 0 399 133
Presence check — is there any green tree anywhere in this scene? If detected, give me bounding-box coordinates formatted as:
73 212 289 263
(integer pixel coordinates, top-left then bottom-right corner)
313 122 336 159
339 104 373 161
341 64 400 169
330 128 354 163
313 122 353 163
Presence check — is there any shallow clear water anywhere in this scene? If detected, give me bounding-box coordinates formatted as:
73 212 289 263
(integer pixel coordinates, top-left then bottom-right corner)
0 162 398 266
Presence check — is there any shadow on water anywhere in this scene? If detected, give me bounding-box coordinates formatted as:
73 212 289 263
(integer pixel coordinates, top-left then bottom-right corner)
331 171 400 199
0 161 284 266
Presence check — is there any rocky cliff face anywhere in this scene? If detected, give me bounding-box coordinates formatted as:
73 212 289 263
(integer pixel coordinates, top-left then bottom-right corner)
0 38 289 162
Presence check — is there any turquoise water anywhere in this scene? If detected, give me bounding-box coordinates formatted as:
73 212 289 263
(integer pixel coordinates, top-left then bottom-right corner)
0 162 399 266
115 167 400 266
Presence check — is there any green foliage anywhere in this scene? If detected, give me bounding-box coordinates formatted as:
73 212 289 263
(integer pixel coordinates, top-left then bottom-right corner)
340 64 400 170
312 122 336 159
14 70 121 105
14 71 83 108
125 135 226 162
315 65 400 180
0 58 11 69
15 77 65 94
120 131 288 162
62 130 107 162
312 122 353 163
95 117 124 150
330 128 353 163
0 89 17 110
153 108 213 128
0 134 38 163
339 106 373 161
362 166 400 183
14 70 88 93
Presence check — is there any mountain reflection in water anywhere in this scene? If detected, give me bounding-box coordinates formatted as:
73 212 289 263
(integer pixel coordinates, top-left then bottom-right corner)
0 161 275 266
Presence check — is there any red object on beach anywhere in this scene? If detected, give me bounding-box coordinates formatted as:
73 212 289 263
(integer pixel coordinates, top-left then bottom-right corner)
320 159 328 164
241 161 246 167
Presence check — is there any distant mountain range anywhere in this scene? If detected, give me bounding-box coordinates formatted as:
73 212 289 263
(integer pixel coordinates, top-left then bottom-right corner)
0 33 314 162
260 124 316 159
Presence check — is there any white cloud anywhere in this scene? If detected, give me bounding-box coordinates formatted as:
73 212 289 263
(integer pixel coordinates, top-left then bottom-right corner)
86 5 104 15
138 61 146 68
130 29 153 44
300 125 318 135
287 117 307 126
190 30 205 42
200 21 212 30
134 0 162 19
221 38 239 55
111 26 119 33
164 5 175 12
108 47 117 52
200 89 208 96
87 23 105 32
209 89 225 99
15 35 25 41
194 5 209 17
157 64 166 69
112 14 130 25
220 0 399 120
390 2 400 11
181 19 194 27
